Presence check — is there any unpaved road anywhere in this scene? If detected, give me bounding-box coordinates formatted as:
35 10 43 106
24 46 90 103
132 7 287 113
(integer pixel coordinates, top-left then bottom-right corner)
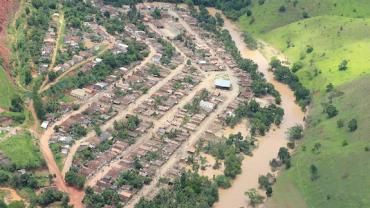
0 187 24 204
126 7 240 207
62 42 156 176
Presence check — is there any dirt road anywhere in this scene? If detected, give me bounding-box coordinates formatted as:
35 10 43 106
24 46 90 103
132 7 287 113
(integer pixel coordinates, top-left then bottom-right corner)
62 42 156 176
40 44 110 93
0 187 24 204
125 7 241 206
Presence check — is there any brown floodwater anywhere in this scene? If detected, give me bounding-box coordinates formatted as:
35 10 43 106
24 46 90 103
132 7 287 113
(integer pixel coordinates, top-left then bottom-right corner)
207 8 305 208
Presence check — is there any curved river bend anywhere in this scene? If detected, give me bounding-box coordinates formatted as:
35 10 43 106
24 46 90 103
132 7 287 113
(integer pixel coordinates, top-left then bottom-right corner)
207 8 305 208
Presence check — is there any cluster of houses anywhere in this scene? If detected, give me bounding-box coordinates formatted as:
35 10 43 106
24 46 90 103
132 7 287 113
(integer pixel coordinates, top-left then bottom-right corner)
73 116 153 178
39 25 57 73
134 66 202 118
49 101 118 155
84 88 223 202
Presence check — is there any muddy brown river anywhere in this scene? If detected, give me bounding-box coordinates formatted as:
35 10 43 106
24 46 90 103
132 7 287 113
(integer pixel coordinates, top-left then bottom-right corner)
207 8 305 208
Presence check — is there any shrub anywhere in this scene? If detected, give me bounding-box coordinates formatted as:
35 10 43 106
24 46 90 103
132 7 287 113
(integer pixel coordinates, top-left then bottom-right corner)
292 61 303 72
214 175 231 189
348 119 358 132
338 60 348 71
306 45 314 53
279 5 286 13
325 104 338 118
337 119 344 128
287 125 304 140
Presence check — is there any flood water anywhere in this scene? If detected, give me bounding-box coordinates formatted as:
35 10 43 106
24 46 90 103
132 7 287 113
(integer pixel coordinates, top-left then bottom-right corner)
207 8 305 208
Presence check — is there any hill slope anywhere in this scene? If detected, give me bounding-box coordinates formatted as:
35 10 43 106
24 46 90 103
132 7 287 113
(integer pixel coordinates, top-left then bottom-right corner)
266 75 370 208
236 1 370 207
261 15 370 90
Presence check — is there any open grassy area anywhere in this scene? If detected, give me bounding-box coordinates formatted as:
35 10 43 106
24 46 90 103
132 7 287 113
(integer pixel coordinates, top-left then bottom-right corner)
0 67 17 109
238 0 370 90
260 15 370 90
239 0 370 34
0 132 44 169
266 75 370 208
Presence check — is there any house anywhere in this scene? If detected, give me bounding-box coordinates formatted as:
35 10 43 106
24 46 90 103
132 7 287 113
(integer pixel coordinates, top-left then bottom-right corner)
58 136 73 144
199 100 215 113
94 82 108 90
41 121 49 129
71 88 89 100
214 79 231 90
152 54 162 63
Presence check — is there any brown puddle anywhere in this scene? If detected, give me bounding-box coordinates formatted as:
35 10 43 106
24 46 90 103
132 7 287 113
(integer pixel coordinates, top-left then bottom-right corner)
207 8 305 208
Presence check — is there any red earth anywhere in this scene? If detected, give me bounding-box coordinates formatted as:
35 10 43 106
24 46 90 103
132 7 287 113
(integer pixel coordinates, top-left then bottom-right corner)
0 0 18 69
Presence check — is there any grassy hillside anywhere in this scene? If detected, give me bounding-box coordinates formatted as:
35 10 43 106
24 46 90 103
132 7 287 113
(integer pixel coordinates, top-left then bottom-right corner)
0 66 16 109
0 132 44 169
261 15 370 90
238 0 370 90
235 1 370 207
266 75 370 208
239 0 370 34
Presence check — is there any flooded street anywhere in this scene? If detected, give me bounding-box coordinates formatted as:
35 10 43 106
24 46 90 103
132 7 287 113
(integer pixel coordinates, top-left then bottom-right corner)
208 8 305 208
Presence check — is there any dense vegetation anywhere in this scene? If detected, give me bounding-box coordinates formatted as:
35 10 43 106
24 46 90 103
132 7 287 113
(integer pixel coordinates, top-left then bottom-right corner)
13 0 58 85
225 100 284 136
202 133 255 179
135 172 218 208
83 187 122 208
45 42 147 98
270 59 311 110
65 167 86 189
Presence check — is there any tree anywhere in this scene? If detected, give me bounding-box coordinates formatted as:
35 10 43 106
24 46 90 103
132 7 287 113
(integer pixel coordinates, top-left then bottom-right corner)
151 8 161 19
48 71 58 81
287 125 303 140
278 5 286 13
306 45 314 53
266 186 273 197
325 104 338 118
214 175 231 189
348 119 358 132
65 168 86 189
310 164 319 181
278 147 290 163
215 12 224 26
24 70 33 85
37 189 64 206
337 119 344 128
338 60 348 71
326 83 334 92
245 188 264 207
258 175 270 189
9 95 24 112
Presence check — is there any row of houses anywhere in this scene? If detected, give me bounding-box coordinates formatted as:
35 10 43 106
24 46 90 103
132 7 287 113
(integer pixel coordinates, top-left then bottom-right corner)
134 66 203 119
87 89 224 203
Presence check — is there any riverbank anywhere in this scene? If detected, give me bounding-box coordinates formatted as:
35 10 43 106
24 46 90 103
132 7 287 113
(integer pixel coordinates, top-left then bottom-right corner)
207 8 305 208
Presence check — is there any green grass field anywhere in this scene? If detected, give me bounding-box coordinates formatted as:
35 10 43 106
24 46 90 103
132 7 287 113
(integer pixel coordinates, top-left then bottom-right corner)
0 132 44 169
266 75 370 208
238 0 370 90
0 67 16 109
239 0 370 34
236 1 370 207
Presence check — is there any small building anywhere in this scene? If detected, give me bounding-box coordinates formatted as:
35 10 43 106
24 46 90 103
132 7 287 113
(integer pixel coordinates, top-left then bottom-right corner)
199 100 215 113
214 79 231 90
71 88 89 100
41 121 49 129
94 82 108 90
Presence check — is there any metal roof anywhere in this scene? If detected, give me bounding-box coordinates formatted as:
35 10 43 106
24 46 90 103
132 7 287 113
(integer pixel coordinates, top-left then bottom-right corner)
214 79 231 88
